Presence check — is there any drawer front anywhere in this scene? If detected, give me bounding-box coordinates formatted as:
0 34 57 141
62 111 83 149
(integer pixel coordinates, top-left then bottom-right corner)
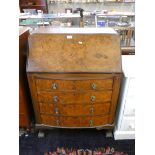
39 103 55 114
37 91 112 103
60 116 89 127
40 114 111 127
39 102 111 116
60 115 110 127
92 115 111 126
36 79 75 91
36 78 113 91
74 78 113 90
41 115 60 126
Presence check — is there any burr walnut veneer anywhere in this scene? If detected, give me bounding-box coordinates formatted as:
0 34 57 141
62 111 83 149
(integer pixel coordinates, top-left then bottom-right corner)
27 28 123 128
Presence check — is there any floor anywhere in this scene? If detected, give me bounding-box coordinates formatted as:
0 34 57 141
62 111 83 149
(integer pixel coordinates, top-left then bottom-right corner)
19 128 135 155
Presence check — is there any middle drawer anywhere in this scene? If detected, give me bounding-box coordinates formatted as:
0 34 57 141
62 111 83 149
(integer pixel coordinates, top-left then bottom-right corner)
37 91 112 104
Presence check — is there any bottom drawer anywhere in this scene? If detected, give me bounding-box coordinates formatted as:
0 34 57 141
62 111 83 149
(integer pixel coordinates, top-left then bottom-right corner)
40 114 113 127
41 115 59 126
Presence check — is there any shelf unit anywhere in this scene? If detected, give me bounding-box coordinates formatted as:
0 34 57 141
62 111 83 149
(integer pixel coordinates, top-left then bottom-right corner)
114 55 135 140
19 12 135 54
19 13 80 28
47 0 135 4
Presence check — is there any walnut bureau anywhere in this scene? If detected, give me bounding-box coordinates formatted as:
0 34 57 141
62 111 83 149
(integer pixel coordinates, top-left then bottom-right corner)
27 28 123 129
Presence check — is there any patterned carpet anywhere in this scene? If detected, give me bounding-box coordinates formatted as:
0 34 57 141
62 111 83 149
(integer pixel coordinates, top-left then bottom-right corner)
44 147 128 155
19 129 135 155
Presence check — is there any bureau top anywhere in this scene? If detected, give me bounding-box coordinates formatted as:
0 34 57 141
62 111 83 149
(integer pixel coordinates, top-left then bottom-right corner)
27 28 122 73
30 27 118 34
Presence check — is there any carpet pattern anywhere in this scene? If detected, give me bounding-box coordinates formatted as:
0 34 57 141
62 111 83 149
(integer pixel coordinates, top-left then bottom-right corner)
19 129 135 155
44 147 128 155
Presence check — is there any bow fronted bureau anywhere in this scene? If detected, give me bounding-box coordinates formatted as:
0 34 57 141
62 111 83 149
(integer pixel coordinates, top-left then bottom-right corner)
27 28 123 129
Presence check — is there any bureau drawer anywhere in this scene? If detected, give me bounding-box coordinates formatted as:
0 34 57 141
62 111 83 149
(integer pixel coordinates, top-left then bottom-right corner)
35 78 113 91
62 115 111 127
36 79 75 91
39 102 111 116
40 114 112 127
37 91 112 103
41 115 59 126
75 78 113 90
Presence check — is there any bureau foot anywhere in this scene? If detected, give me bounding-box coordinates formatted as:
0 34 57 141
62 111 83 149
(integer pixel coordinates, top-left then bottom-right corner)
96 127 104 130
38 130 45 138
106 130 113 138
35 124 55 130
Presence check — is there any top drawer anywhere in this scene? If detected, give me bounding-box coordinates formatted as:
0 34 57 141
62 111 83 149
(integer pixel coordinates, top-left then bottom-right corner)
35 78 113 92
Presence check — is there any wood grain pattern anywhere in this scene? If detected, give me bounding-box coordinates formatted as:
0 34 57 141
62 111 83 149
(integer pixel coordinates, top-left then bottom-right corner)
40 115 59 126
110 75 123 117
37 91 112 103
27 74 42 123
40 114 112 127
27 28 122 73
36 78 113 92
39 102 111 116
27 29 123 128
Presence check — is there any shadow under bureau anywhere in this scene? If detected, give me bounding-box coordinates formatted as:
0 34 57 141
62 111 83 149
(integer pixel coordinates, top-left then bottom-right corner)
27 28 123 129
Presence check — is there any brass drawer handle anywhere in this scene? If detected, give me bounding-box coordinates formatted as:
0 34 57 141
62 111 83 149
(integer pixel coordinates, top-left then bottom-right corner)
90 96 96 102
91 83 97 90
89 120 93 127
56 120 60 126
53 96 58 102
54 108 59 115
90 107 94 114
52 83 58 90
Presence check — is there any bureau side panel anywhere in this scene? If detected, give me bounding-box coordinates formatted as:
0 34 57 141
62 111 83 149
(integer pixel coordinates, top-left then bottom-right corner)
110 74 123 123
27 74 41 123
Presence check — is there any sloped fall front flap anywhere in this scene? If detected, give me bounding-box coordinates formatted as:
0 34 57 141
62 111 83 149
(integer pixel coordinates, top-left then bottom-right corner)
27 28 122 73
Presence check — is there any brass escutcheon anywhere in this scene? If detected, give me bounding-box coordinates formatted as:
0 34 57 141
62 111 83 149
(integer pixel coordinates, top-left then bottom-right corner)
90 96 96 102
90 107 94 114
91 83 97 90
52 83 58 90
53 96 58 102
56 120 60 126
54 107 59 114
89 120 93 127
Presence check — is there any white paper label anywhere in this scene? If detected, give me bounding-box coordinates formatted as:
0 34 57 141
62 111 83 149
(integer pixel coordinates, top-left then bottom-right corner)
67 35 72 39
